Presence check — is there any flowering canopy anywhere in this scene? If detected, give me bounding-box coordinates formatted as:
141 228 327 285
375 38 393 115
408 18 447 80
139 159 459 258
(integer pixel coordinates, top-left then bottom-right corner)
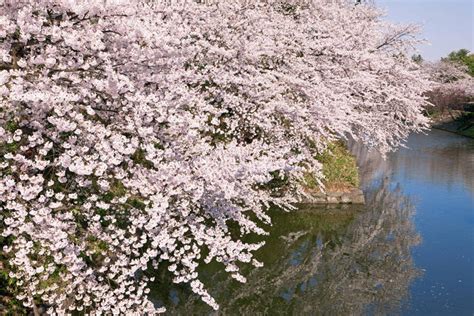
424 60 474 111
1 0 429 314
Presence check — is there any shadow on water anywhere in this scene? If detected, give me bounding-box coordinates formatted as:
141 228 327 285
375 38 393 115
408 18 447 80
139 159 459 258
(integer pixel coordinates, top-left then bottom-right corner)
151 179 421 315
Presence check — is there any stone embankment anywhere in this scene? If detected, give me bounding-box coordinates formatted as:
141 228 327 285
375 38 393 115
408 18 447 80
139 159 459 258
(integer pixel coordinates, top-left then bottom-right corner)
300 188 365 205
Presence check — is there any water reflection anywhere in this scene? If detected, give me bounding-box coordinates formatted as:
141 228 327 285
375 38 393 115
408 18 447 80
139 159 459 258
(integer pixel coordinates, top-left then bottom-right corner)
340 130 474 315
350 129 474 193
390 131 474 194
153 179 421 315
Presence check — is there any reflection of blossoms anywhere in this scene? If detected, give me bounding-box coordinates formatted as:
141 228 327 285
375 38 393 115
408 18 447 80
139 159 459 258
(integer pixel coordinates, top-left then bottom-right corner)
1 0 429 314
160 178 421 316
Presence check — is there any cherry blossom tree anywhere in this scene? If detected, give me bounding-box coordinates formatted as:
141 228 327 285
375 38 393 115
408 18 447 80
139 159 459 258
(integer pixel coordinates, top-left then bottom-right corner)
424 60 474 113
1 0 429 314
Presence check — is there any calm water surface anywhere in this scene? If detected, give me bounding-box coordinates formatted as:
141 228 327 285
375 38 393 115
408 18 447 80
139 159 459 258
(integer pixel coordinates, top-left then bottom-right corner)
153 129 474 315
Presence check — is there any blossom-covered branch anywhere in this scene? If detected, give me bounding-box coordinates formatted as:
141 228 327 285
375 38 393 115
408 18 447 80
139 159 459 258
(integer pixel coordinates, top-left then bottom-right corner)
1 0 429 314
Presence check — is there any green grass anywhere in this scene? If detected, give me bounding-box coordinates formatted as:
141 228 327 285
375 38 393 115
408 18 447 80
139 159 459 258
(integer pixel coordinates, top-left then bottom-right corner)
304 141 360 192
460 126 474 138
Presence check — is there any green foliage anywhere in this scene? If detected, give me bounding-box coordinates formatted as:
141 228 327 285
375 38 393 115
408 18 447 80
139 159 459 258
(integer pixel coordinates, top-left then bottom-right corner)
315 141 359 190
37 266 67 291
127 197 146 210
446 49 474 76
301 141 360 192
85 236 109 253
302 171 320 190
0 241 26 315
278 2 299 15
131 148 154 169
102 180 127 202
457 112 474 138
460 126 474 138
5 120 18 133
411 54 423 64
0 120 21 155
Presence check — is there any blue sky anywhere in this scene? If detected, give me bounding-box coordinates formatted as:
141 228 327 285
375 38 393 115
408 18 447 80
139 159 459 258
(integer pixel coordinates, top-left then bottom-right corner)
376 0 473 61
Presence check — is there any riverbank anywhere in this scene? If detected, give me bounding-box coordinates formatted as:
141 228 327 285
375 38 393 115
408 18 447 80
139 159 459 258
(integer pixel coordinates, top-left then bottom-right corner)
430 109 474 138
302 141 365 205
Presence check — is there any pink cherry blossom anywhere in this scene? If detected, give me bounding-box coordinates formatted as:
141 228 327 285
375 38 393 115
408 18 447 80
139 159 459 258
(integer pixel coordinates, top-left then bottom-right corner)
1 0 430 314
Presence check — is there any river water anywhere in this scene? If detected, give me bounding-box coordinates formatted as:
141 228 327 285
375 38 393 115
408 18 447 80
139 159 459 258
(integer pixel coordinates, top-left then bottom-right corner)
153 129 474 315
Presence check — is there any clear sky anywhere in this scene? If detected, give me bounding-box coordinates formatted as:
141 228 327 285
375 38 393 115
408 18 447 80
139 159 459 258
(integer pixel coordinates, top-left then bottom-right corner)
376 0 473 61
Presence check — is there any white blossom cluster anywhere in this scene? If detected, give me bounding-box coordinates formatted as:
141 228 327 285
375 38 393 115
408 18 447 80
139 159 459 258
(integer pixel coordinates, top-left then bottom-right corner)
0 0 429 314
424 60 474 105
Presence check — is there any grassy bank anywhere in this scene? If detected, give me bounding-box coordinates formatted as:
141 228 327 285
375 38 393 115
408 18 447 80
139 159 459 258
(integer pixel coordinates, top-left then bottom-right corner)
304 141 360 194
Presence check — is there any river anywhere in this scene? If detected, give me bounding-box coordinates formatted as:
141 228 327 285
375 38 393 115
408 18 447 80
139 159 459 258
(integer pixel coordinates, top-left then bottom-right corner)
152 129 474 315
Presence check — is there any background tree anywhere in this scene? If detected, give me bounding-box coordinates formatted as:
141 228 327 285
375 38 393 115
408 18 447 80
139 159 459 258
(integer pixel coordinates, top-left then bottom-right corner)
424 59 474 115
445 49 474 76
